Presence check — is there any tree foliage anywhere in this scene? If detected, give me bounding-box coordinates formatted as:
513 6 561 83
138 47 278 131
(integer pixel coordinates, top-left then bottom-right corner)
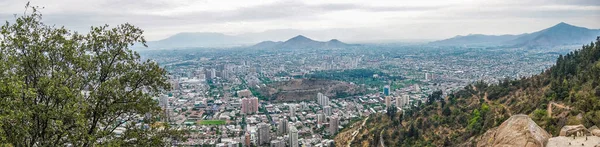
0 5 185 146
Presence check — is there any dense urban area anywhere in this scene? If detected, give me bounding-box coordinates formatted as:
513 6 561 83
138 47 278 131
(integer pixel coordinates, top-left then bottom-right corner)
138 44 561 146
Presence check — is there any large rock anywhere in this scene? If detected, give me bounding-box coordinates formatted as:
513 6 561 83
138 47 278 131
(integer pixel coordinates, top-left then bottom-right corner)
590 126 600 137
559 125 589 137
477 114 551 147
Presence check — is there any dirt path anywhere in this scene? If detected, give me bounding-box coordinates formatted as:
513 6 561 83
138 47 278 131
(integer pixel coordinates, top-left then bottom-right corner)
379 129 386 147
347 116 369 147
547 101 571 117
482 92 512 116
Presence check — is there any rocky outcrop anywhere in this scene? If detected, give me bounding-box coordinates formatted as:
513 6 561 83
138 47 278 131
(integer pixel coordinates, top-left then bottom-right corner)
476 114 551 147
559 125 590 137
590 126 600 137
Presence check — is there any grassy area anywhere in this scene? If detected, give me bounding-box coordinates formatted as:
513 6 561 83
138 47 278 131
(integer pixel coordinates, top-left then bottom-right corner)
198 120 226 125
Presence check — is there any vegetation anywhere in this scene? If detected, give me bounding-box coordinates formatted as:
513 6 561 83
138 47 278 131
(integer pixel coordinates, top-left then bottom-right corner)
0 5 185 146
198 120 227 125
339 37 600 146
307 69 403 87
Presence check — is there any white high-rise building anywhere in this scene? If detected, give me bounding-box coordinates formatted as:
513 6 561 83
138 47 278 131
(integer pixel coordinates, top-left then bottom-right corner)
317 113 326 127
289 104 296 117
277 118 288 136
288 126 299 147
317 93 329 107
323 106 332 116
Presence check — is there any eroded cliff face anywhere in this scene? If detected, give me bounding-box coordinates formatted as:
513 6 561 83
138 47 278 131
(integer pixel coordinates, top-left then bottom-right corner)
477 114 551 147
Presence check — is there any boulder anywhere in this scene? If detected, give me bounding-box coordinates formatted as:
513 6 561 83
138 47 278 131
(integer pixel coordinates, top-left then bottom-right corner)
477 114 551 147
590 126 600 137
559 125 589 137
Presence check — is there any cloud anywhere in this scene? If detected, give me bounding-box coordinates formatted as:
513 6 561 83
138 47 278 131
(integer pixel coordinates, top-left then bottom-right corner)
0 0 598 41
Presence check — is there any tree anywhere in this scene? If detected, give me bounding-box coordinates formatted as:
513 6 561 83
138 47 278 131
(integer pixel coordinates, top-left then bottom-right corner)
387 106 398 119
0 5 185 146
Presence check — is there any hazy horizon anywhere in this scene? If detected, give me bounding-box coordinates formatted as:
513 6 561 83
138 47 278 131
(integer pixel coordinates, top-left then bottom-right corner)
1 0 599 42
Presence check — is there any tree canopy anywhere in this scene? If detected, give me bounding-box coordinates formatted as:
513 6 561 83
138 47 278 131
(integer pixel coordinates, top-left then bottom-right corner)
0 5 185 146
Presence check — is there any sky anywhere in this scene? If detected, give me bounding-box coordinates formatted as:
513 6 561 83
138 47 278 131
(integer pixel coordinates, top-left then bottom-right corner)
1 0 599 42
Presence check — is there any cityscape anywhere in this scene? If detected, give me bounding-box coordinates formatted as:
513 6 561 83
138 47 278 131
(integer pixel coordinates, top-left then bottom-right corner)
0 0 599 146
139 40 561 146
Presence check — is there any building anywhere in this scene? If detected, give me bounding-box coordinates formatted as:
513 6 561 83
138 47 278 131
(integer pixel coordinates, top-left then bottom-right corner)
245 132 251 147
277 117 288 136
403 95 409 107
289 104 296 117
270 139 285 147
288 126 299 147
237 89 253 98
329 115 339 135
257 123 271 146
317 93 329 107
323 106 332 116
396 96 403 108
241 97 259 114
317 113 326 127
385 96 392 108
383 85 390 96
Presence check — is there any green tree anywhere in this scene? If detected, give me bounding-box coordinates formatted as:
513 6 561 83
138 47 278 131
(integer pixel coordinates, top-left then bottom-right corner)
0 5 185 146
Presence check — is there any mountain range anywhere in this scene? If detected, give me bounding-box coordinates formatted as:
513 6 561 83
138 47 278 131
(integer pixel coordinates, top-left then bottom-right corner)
430 22 600 48
251 35 355 49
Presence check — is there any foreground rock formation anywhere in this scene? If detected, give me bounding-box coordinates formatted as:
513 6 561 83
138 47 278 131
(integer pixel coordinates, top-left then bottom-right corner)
477 114 551 147
560 124 590 137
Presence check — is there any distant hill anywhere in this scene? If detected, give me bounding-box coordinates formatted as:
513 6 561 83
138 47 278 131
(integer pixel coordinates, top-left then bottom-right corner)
430 34 522 46
143 32 249 49
251 35 356 49
430 22 600 48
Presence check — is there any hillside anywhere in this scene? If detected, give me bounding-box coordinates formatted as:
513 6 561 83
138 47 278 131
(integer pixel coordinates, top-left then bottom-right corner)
430 22 600 48
257 79 366 102
251 35 356 49
338 37 600 146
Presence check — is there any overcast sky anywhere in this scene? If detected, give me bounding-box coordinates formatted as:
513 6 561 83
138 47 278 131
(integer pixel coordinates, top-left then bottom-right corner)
1 0 599 42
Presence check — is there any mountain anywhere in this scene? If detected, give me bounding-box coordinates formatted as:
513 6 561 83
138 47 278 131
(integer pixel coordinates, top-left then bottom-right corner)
251 35 355 49
143 32 250 49
336 37 600 146
430 22 600 48
430 34 522 46
511 22 600 48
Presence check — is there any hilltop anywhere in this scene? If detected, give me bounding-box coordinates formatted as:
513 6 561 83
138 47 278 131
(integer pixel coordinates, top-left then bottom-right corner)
251 35 356 49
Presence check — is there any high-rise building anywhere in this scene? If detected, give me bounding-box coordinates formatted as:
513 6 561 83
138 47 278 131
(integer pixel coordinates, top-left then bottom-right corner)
277 118 288 136
257 123 271 146
241 97 259 114
288 126 299 147
317 93 329 107
383 85 390 96
396 96 403 108
317 113 325 127
329 115 339 135
403 95 410 107
385 96 392 108
289 104 296 117
323 106 332 116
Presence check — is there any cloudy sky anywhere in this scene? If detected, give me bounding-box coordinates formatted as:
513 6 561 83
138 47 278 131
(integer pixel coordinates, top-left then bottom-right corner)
1 0 599 42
